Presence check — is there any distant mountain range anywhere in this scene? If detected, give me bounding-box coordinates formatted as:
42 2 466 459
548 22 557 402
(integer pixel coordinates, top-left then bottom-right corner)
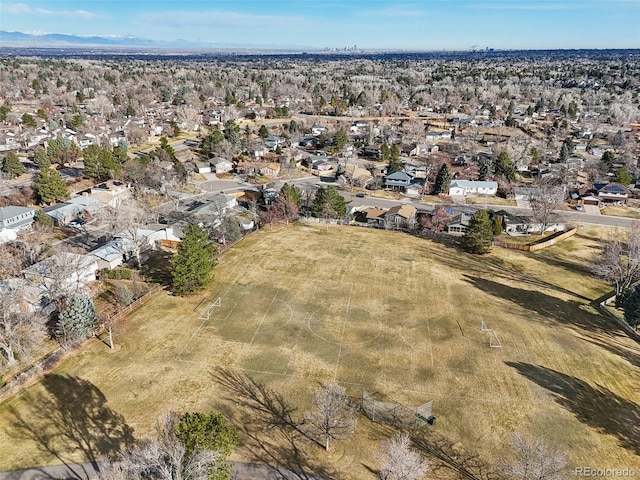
0 31 313 51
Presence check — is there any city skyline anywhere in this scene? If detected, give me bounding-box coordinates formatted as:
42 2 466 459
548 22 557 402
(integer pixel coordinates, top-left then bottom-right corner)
1 0 639 50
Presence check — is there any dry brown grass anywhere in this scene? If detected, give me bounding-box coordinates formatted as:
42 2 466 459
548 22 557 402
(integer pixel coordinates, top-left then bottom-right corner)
0 224 638 476
601 206 640 219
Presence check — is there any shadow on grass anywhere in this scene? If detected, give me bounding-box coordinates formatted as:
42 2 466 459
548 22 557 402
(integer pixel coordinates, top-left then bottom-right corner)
210 368 336 480
582 334 640 368
463 275 614 335
140 249 173 286
506 362 640 456
7 374 134 477
410 431 497 480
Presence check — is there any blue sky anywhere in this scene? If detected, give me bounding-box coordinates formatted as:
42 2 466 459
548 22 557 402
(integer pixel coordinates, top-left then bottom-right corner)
1 0 639 50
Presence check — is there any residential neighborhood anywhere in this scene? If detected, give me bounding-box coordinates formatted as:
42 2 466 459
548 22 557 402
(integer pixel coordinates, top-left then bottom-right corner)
0 48 639 479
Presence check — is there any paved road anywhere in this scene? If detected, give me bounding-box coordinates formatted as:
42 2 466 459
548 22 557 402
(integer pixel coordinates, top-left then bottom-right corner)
0 462 329 480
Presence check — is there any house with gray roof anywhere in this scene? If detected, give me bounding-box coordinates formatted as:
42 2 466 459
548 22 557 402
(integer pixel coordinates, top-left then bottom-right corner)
0 206 36 232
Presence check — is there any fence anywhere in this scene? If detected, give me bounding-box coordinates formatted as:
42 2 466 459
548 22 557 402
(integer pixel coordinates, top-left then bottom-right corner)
596 294 640 344
0 283 165 401
103 283 164 325
362 390 434 429
493 228 577 252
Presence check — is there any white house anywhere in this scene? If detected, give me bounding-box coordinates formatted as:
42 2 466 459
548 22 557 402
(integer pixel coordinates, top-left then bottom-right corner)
449 180 498 197
209 157 234 174
89 239 130 270
22 252 99 299
0 206 36 232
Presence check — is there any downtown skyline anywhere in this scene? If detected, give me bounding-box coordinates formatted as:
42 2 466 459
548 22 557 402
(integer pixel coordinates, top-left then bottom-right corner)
1 0 639 51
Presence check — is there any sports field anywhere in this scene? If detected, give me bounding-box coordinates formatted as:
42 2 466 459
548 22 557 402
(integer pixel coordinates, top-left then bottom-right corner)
1 224 638 477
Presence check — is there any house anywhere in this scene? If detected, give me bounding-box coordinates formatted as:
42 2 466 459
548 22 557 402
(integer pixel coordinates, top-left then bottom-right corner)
264 135 286 150
311 124 327 136
209 157 234 174
0 278 43 313
595 183 629 205
384 171 414 190
365 208 386 228
447 212 473 235
410 143 439 156
260 162 281 177
449 180 498 197
193 161 211 174
88 180 131 206
384 204 417 228
496 211 566 236
0 206 36 232
89 239 129 270
22 252 99 298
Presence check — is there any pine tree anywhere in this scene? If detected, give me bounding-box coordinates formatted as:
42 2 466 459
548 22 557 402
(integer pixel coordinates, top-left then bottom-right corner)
461 210 493 254
174 412 238 480
1 152 26 178
280 182 302 206
171 224 216 296
386 144 403 173
312 186 346 218
55 294 98 344
433 163 452 194
494 151 516 183
35 168 70 205
34 148 51 168
623 285 640 329
82 145 118 180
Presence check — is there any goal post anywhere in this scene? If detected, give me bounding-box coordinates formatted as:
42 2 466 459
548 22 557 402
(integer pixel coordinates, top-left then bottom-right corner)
198 297 221 320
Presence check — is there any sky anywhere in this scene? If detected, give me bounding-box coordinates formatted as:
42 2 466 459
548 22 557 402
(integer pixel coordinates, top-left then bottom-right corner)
1 0 639 50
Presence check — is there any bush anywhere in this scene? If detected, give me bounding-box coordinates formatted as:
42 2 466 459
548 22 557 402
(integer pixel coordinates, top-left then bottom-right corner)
101 267 133 280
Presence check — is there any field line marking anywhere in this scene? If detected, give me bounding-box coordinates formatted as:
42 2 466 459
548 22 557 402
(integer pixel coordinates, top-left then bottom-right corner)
177 275 241 360
249 289 279 346
333 283 354 381
426 316 434 368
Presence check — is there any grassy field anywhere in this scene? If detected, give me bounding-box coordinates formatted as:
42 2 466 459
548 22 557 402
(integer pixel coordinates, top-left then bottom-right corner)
601 206 640 220
1 224 639 477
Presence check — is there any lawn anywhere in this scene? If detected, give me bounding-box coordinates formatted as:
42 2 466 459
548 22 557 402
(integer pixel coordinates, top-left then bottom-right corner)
1 224 639 477
601 206 640 220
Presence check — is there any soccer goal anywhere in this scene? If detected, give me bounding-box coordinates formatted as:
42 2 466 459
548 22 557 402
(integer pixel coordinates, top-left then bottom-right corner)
198 297 221 320
480 321 502 347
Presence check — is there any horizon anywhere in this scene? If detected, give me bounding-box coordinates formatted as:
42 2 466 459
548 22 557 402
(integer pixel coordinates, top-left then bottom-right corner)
1 0 639 51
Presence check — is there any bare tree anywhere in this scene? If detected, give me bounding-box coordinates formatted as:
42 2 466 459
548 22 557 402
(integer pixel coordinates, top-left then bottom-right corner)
303 381 357 451
527 179 566 235
108 199 151 267
380 433 429 480
499 433 568 480
259 205 281 231
593 222 640 298
95 412 224 480
275 194 299 225
0 288 47 366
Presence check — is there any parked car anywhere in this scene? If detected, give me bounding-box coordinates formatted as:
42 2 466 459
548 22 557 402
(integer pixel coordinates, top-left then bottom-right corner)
67 219 86 229
356 192 367 198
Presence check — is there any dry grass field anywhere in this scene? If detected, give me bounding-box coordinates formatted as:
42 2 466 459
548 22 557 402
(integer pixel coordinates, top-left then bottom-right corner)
1 224 639 477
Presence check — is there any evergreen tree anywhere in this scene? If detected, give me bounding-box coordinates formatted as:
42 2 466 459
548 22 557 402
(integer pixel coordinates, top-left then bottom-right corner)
258 125 269 139
280 182 302 207
614 167 632 187
55 294 98 344
312 186 347 218
35 209 54 227
477 158 493 181
35 168 70 205
461 210 493 254
433 163 452 194
174 412 238 480
171 224 216 296
34 148 51 168
22 113 37 128
386 144 403 173
600 150 616 173
82 145 119 180
47 135 80 167
1 152 26 178
494 151 516 183
623 285 640 329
